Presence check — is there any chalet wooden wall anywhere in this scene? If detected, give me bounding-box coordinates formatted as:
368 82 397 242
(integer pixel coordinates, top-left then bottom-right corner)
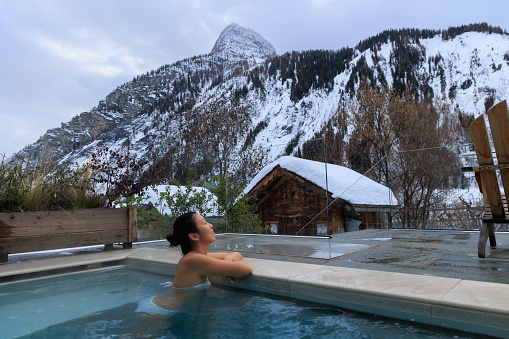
248 165 391 236
255 169 347 236
356 212 380 230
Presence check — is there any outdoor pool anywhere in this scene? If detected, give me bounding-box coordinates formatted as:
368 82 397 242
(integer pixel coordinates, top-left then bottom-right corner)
0 266 482 338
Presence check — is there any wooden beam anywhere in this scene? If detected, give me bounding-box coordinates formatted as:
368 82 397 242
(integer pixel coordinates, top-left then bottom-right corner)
257 175 290 206
247 165 284 195
273 212 315 218
257 194 271 206
462 164 509 172
270 176 289 192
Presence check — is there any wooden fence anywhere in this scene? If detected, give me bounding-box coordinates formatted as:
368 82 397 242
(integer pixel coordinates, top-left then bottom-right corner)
0 208 137 262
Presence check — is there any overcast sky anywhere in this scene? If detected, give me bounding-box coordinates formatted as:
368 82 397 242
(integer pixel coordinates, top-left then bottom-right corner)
1 0 507 158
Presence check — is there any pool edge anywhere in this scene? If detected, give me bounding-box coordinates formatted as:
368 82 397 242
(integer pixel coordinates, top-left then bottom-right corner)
1 247 508 337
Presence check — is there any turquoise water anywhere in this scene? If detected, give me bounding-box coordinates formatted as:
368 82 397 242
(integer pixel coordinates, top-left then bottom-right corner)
0 267 482 338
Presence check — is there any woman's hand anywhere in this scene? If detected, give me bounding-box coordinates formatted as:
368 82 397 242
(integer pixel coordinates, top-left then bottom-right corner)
189 252 253 279
224 252 244 262
224 253 243 283
208 252 246 283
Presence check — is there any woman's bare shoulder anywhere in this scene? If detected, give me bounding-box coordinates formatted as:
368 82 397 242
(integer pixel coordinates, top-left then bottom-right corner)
178 252 213 266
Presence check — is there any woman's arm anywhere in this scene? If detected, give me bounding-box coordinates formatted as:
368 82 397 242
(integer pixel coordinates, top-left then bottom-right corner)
207 252 244 261
190 254 253 278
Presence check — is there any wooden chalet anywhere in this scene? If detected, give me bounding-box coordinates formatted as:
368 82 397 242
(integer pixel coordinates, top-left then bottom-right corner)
244 156 398 236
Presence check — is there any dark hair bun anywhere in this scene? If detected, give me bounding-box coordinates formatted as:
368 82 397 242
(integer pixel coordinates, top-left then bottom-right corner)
167 211 197 254
166 233 180 247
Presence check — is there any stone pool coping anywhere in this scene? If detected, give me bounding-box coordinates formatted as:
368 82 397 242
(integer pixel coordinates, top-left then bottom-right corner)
1 247 508 338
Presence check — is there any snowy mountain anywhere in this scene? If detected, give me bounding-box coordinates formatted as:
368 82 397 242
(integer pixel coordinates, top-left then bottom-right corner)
14 23 509 188
211 23 276 61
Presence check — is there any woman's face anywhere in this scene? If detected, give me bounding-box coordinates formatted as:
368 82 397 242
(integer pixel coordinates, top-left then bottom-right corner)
193 213 216 244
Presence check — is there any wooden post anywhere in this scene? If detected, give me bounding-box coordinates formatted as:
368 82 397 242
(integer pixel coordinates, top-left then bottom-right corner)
124 207 137 248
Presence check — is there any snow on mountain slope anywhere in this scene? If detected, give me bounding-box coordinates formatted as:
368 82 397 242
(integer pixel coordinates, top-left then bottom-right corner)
415 32 509 115
203 31 509 163
211 23 276 61
14 25 509 188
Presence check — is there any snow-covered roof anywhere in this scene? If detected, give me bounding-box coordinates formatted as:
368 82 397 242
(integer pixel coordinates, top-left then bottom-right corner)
244 156 397 207
142 185 218 217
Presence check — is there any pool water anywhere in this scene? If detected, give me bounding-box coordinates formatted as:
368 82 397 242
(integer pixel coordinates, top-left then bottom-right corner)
0 267 482 338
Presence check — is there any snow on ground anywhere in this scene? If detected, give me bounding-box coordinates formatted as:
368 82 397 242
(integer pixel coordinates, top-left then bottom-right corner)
442 187 483 206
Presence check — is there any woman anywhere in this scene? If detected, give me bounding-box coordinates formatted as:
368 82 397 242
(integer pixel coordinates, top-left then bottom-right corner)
135 212 252 317
168 211 253 288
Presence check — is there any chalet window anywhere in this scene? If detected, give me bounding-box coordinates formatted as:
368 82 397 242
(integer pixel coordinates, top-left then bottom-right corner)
269 223 278 234
317 223 327 236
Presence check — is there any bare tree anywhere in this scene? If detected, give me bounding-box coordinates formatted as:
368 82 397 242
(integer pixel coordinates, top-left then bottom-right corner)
347 80 415 183
393 101 461 228
346 81 462 228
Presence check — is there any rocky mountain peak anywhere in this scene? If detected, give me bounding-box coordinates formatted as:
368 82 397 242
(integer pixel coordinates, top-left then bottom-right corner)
211 23 276 60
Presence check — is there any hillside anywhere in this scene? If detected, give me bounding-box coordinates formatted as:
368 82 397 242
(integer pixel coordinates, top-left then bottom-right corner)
14 23 509 188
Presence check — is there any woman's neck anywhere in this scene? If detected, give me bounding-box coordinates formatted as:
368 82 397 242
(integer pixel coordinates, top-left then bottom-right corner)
190 243 208 255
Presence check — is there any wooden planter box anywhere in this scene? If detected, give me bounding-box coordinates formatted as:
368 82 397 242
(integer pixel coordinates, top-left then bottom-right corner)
0 207 137 263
